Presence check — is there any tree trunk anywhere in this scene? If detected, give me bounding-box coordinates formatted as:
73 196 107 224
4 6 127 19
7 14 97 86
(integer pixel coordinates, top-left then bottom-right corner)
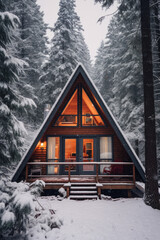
140 0 159 209
153 1 160 61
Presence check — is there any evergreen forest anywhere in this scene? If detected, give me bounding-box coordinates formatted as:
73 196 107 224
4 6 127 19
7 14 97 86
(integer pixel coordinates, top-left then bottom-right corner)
0 0 160 237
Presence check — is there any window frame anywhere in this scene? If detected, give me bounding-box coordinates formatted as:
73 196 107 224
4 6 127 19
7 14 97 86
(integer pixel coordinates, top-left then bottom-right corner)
81 87 106 127
47 136 61 175
53 87 79 127
52 84 107 128
99 136 114 175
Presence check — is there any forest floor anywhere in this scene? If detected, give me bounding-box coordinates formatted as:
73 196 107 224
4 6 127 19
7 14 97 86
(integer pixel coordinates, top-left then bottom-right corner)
29 196 160 240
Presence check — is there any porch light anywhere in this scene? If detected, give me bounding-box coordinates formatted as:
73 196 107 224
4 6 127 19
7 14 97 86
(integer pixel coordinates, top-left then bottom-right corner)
40 142 44 150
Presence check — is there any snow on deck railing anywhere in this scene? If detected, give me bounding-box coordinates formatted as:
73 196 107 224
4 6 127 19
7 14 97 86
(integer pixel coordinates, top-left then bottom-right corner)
26 162 135 184
27 162 134 165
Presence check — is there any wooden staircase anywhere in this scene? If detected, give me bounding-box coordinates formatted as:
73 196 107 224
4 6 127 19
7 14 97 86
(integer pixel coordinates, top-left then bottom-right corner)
64 183 102 200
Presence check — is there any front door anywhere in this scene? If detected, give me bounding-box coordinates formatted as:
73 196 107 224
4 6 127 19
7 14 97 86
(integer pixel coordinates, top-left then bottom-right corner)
62 137 96 175
63 138 78 175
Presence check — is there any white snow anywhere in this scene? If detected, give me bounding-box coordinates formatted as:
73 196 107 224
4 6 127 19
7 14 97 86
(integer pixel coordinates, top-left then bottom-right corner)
13 192 34 212
12 117 28 136
0 46 8 58
0 12 19 24
21 97 37 108
58 187 67 198
1 210 15 225
29 197 160 240
0 103 10 115
33 179 45 188
0 202 5 212
4 56 27 71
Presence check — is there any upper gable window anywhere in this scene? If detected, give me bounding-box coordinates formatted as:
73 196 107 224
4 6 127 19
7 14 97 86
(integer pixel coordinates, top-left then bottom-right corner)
54 86 105 127
82 89 105 126
54 89 78 126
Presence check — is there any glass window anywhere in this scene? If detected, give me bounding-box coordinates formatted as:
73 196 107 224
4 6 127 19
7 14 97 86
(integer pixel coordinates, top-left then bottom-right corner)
47 137 60 174
65 139 76 172
55 89 78 126
82 139 94 171
82 89 104 126
54 87 105 127
100 137 113 174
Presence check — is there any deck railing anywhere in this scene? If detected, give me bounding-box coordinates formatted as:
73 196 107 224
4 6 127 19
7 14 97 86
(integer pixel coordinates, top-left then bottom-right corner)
26 162 135 185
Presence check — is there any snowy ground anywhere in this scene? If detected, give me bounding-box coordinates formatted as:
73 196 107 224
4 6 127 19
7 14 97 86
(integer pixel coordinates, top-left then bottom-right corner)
30 197 160 240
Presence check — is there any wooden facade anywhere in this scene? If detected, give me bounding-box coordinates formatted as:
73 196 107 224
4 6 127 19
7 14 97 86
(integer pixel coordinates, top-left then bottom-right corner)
12 64 145 198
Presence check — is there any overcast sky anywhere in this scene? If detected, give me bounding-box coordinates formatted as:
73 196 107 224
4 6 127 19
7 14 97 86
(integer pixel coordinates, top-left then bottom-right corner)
36 0 117 62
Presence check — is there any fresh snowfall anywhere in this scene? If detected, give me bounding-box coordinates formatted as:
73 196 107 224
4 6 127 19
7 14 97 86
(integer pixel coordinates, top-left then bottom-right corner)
29 196 160 240
0 178 160 240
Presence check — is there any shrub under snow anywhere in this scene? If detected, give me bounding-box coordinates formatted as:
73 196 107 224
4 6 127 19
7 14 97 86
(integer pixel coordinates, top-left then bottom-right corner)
0 178 62 239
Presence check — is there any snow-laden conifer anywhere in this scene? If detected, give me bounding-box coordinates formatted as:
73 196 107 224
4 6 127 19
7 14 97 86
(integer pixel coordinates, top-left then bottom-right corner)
94 0 144 160
0 0 36 165
41 0 92 106
150 1 160 173
5 0 48 124
93 41 105 90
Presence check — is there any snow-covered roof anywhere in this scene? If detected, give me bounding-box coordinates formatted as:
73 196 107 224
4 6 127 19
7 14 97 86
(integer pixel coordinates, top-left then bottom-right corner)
12 63 145 182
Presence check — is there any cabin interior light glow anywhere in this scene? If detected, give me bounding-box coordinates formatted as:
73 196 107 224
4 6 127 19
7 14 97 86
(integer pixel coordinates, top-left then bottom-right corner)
40 142 44 150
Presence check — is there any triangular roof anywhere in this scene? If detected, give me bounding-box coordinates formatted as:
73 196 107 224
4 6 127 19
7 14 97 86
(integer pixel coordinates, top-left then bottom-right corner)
12 64 145 182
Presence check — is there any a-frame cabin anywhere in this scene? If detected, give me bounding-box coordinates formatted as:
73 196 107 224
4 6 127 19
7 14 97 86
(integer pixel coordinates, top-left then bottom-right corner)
12 64 145 198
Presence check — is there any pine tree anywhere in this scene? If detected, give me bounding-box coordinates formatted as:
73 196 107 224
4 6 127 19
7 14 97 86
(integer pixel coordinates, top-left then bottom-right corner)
41 0 92 107
93 41 105 90
0 0 35 165
76 31 92 75
141 0 159 209
94 0 159 209
5 0 48 123
94 1 144 158
150 0 160 177
72 7 92 74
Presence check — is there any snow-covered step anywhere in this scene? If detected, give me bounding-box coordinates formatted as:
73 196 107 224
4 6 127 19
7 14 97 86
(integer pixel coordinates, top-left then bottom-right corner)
70 190 97 194
103 183 134 186
68 182 98 199
69 195 98 199
71 182 96 186
70 186 97 190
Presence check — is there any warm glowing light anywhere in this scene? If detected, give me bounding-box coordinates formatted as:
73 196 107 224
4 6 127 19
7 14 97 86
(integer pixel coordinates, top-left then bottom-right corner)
54 167 58 174
40 142 44 150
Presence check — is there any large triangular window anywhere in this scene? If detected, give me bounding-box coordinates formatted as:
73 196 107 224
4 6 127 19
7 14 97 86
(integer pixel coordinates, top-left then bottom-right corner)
82 88 104 126
55 89 78 126
54 87 105 127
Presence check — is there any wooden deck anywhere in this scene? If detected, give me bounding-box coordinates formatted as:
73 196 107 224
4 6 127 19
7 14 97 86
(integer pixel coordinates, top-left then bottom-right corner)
26 162 135 198
27 176 135 190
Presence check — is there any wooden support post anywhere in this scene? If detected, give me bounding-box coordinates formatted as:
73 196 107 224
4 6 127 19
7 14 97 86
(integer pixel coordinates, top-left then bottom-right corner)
68 165 71 182
66 187 70 198
26 164 28 181
128 190 132 198
98 187 101 199
96 164 99 183
133 164 136 185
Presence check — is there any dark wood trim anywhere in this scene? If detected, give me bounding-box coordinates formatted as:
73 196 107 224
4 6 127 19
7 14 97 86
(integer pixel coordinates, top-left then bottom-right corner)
25 165 28 181
96 165 99 182
68 165 71 182
133 164 136 185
